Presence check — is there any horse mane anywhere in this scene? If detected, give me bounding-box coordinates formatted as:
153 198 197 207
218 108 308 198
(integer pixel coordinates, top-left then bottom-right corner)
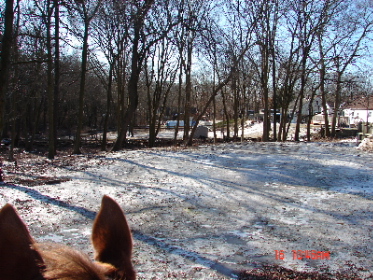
38 243 116 280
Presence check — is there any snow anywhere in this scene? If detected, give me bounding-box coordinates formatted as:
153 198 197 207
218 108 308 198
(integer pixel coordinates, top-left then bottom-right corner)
1 126 373 279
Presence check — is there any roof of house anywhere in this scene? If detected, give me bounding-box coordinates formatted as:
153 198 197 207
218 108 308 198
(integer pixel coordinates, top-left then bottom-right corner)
343 95 373 110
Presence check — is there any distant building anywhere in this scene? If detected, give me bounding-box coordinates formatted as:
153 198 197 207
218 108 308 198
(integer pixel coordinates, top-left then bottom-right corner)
301 95 323 116
342 95 373 126
290 96 334 124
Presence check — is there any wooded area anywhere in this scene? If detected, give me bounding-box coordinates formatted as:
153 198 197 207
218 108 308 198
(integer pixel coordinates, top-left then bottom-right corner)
0 0 372 159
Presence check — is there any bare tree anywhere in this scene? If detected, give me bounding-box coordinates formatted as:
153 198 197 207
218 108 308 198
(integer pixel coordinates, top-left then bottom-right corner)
292 0 317 141
7 0 21 162
245 0 279 142
53 0 60 157
1 0 373 152
0 0 15 137
144 37 178 147
112 0 155 151
171 0 211 143
112 0 178 151
312 0 373 137
186 53 250 146
317 28 330 137
184 4 253 145
281 0 335 141
276 35 302 141
33 0 56 158
329 2 373 136
65 0 102 154
91 0 130 150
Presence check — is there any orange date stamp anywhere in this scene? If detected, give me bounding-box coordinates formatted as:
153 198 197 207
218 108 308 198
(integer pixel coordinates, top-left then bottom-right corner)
275 250 330 260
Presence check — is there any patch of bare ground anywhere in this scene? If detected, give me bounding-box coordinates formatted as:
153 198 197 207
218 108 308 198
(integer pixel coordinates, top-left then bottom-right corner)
238 263 373 280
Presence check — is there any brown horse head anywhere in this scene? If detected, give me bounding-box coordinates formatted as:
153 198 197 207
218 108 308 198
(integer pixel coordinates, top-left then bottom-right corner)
0 195 135 280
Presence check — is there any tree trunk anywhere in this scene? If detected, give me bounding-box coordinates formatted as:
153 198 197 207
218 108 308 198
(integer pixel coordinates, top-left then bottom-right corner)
183 40 193 142
73 20 90 154
101 60 114 151
232 72 239 139
259 43 270 142
112 30 140 151
53 0 60 155
47 0 55 159
294 17 308 142
112 1 154 151
0 0 15 136
147 75 158 147
331 71 342 137
174 64 183 144
25 96 44 151
7 0 21 162
318 34 330 137
212 93 217 143
306 92 316 141
221 87 230 140
295 46 307 141
294 92 304 141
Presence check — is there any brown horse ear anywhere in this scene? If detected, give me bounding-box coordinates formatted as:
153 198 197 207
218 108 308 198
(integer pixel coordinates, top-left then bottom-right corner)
92 196 136 280
0 204 45 280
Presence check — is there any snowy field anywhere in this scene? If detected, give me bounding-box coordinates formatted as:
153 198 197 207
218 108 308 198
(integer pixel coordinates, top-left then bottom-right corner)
1 126 373 279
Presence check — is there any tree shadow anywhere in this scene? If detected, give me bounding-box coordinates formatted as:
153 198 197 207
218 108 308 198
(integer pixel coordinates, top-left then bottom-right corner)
1 182 240 278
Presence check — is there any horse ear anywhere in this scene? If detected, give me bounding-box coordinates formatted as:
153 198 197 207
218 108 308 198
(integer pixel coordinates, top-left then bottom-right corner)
0 204 45 280
92 196 136 280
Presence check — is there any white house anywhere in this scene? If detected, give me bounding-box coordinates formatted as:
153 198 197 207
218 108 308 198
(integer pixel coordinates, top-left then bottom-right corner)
342 95 373 126
298 95 334 124
301 95 324 116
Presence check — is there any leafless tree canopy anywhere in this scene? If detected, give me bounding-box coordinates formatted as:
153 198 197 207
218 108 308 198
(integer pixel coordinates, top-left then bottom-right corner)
0 0 373 155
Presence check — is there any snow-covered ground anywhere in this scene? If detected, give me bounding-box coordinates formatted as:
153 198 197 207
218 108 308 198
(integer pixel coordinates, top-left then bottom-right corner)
1 125 373 279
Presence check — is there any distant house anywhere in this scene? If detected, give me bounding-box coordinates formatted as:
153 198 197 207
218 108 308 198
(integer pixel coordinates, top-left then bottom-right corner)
301 95 324 116
310 98 335 125
291 95 334 124
342 95 373 126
